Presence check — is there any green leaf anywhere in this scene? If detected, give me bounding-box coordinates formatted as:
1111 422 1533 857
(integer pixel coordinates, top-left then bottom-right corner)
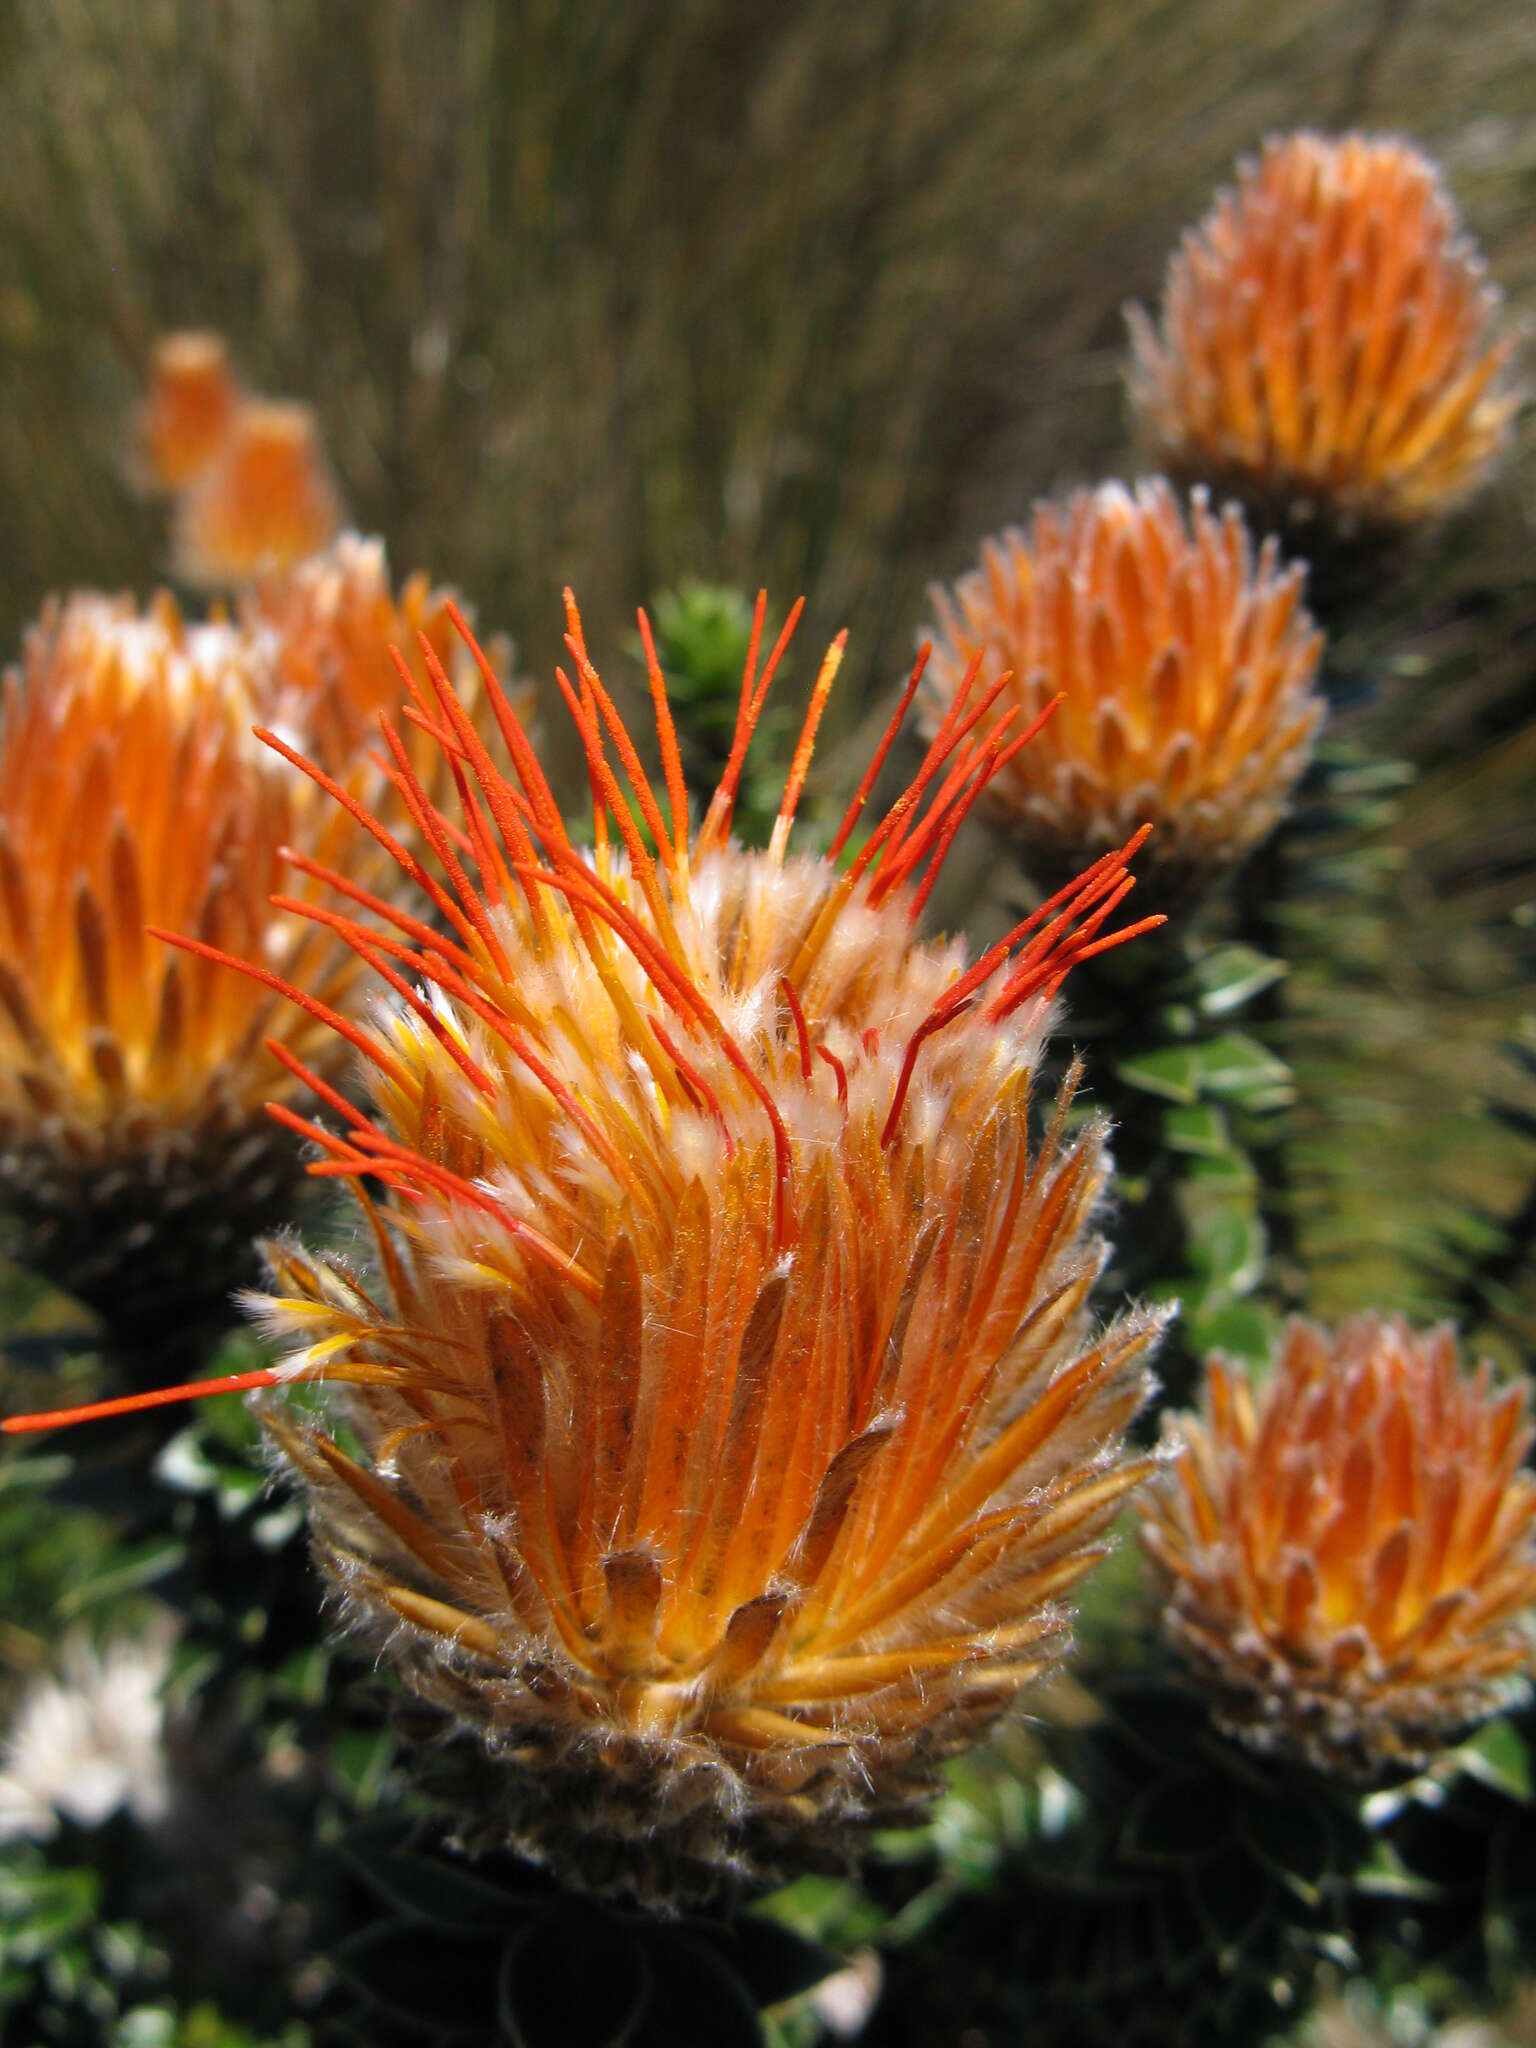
56 1537 186 1615
1183 1150 1257 1190
152 1430 221 1496
1452 1717 1534 1803
1121 1779 1233 1866
1188 1299 1275 1363
331 1920 501 2037
1184 1205 1266 1296
1191 946 1287 1017
645 1927 766 2047
1186 1844 1272 1961
2 1866 99 1962
1188 1034 1294 1110
1239 1792 1336 1903
116 2010 178 2048
1353 1838 1441 1901
208 1466 264 1520
729 1916 843 2009
0 1451 75 1494
272 1646 329 1709
1117 1046 1201 1104
339 1841 540 1935
331 1727 396 1810
1162 1103 1231 1157
499 1908 651 2048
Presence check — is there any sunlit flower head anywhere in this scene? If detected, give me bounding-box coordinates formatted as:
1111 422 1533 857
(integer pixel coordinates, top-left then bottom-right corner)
1127 133 1519 529
925 481 1325 884
60 589 1169 1895
134 331 242 492
0 1624 174 1844
174 399 341 588
0 592 361 1334
1141 1316 1536 1776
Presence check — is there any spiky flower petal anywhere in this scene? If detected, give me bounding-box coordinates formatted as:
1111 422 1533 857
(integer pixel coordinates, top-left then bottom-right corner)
1142 1316 1536 1776
174 400 341 587
925 481 1325 883
166 592 1167 1895
1127 133 1518 529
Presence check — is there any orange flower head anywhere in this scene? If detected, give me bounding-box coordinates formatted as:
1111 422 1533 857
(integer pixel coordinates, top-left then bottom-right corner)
47 590 1169 1893
925 481 1326 883
134 331 242 492
174 399 341 588
0 593 362 1335
246 534 471 767
239 533 530 842
1127 133 1519 529
1142 1317 1536 1776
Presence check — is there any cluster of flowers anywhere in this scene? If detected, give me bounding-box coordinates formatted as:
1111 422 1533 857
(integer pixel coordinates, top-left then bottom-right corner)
0 132 1528 1898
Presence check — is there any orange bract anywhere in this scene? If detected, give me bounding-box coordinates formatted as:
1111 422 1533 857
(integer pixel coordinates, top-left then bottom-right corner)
1142 1317 1536 1775
159 590 1168 1893
134 332 242 492
925 481 1325 881
1128 133 1518 528
175 400 341 587
0 593 359 1330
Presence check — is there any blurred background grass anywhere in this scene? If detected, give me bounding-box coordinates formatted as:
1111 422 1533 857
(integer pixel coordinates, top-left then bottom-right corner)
0 0 1533 1349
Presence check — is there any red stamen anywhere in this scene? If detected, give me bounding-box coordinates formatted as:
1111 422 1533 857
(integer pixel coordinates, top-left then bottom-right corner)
636 608 690 870
816 1042 849 1111
702 596 806 849
263 1036 374 1133
266 1099 375 1166
739 589 767 721
554 666 674 944
721 1035 797 1251
769 631 845 864
650 1016 734 1154
3 1370 282 1435
880 825 1159 1144
149 927 413 1094
829 645 929 860
564 602 677 877
905 708 1057 923
873 666 1015 885
579 671 610 874
253 722 462 946
780 974 812 1084
378 689 514 978
441 604 566 844
277 846 477 976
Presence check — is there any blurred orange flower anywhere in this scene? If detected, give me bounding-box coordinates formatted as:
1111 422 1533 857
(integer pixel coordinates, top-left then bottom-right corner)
0 593 359 1332
1128 133 1518 528
134 331 242 492
1142 1316 1536 1774
174 399 341 587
